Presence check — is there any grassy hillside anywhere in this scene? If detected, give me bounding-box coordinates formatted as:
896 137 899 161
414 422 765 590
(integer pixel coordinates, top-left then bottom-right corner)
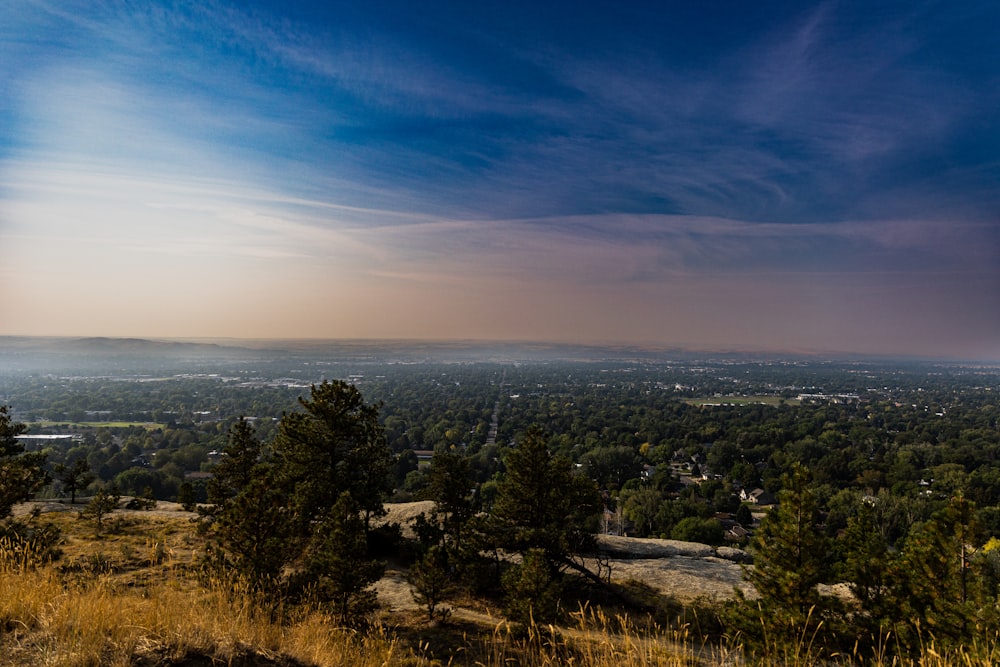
1 504 997 666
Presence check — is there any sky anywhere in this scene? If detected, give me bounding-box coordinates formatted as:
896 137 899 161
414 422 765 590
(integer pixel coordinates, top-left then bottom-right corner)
1 1 998 359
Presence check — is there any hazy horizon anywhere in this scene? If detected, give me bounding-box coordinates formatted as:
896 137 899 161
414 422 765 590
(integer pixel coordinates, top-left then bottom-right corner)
2 2 998 360
2 333 996 364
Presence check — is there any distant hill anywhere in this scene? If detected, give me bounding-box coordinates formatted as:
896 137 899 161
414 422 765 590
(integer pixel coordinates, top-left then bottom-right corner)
0 336 258 374
0 336 958 375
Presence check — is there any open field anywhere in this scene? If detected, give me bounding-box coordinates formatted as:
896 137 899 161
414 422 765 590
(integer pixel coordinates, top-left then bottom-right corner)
29 421 167 429
682 396 798 407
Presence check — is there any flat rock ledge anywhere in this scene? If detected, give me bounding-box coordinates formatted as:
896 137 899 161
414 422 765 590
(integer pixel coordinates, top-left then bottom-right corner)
595 534 752 564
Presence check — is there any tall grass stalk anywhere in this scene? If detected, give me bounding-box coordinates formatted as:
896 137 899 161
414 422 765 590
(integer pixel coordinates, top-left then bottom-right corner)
0 566 406 667
3 548 1000 666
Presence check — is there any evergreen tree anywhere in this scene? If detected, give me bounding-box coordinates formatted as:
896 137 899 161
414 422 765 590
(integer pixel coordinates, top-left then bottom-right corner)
841 499 895 623
735 503 753 528
54 458 93 504
408 544 455 621
837 496 907 657
209 472 295 591
297 492 384 625
81 487 120 536
894 495 982 646
207 382 393 614
503 549 563 625
736 464 834 648
271 381 392 530
206 417 261 506
427 449 475 551
0 406 48 518
176 480 197 511
492 426 602 575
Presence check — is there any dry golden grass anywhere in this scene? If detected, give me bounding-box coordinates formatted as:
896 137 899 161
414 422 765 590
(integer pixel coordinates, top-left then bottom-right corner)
0 511 416 667
2 508 999 666
0 559 414 666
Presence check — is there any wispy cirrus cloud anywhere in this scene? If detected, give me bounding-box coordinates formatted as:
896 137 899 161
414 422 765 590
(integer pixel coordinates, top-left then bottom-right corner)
2 0 998 356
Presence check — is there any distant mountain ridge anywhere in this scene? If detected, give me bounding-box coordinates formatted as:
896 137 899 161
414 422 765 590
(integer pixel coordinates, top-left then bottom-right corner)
0 335 972 365
66 337 225 353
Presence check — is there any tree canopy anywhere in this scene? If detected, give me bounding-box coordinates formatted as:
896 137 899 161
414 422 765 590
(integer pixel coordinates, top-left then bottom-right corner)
207 381 392 621
0 406 48 519
492 426 602 573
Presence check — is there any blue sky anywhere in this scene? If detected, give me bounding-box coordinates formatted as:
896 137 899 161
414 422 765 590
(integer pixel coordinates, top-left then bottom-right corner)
1 0 998 358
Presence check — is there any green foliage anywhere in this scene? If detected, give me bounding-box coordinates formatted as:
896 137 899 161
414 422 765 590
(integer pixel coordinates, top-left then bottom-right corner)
408 544 455 621
8 351 1000 658
81 487 120 535
492 427 601 573
670 516 724 545
296 492 384 626
735 465 837 650
206 417 261 506
125 486 157 510
271 381 392 528
0 406 48 518
840 499 895 625
207 381 393 623
735 503 753 527
209 473 294 592
427 449 476 551
579 445 642 490
114 467 175 500
54 458 93 504
503 549 563 626
176 481 196 511
891 495 984 647
619 487 664 538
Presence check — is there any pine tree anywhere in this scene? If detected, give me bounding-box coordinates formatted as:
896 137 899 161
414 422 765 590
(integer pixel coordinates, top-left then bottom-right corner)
841 499 895 623
427 449 475 551
408 544 455 621
0 406 48 518
206 417 261 506
894 495 982 646
207 382 393 613
209 472 294 592
492 426 602 574
298 492 384 625
271 381 392 530
81 487 120 536
54 458 93 504
736 464 834 648
503 549 563 625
